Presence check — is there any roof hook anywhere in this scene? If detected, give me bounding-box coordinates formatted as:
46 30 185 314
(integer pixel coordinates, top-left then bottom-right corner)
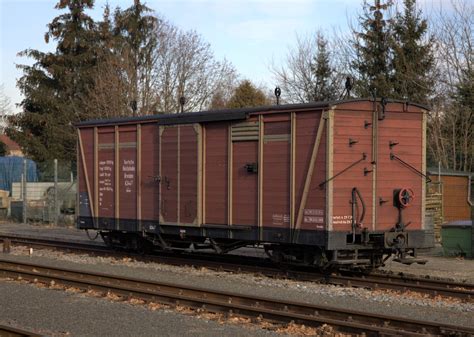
179 96 186 113
345 76 353 98
339 76 353 100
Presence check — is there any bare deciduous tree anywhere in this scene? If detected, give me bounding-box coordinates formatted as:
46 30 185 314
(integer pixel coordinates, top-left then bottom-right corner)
0 84 12 131
154 28 238 113
270 34 317 103
427 0 473 172
270 32 344 104
85 9 238 117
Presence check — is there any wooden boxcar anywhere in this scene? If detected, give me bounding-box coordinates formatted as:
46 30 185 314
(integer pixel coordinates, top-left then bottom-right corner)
427 169 473 223
76 99 434 269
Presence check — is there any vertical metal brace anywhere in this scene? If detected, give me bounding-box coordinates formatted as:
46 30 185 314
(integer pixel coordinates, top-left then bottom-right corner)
371 104 378 231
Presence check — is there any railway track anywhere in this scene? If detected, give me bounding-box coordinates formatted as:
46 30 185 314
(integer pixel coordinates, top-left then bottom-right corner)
1 234 473 301
0 324 43 337
1 259 473 336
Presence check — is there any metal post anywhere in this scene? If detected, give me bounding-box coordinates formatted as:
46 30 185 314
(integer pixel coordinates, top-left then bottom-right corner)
438 161 441 194
54 159 58 224
274 87 281 105
22 158 27 224
2 239 10 253
179 96 185 114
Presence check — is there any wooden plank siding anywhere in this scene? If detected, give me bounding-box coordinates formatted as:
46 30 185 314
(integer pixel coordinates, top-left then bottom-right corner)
431 175 471 222
204 122 229 225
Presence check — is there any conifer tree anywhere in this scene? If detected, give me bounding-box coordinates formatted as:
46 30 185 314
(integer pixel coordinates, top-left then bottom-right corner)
353 0 394 98
391 0 433 103
6 0 96 162
83 4 132 118
113 0 158 115
227 80 268 109
311 33 337 101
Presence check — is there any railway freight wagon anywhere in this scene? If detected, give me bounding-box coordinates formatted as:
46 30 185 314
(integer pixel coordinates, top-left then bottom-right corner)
76 99 434 270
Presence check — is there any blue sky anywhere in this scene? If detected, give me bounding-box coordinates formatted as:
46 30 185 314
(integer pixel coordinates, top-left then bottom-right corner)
0 0 445 112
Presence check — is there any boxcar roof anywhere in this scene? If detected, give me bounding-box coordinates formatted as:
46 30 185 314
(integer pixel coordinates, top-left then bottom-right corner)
427 167 473 177
76 98 429 128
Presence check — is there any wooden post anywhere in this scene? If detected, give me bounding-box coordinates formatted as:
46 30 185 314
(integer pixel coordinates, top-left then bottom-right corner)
22 158 27 224
2 239 10 253
54 158 58 224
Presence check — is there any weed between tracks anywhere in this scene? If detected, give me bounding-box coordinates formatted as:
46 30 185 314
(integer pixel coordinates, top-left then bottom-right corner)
1 275 355 336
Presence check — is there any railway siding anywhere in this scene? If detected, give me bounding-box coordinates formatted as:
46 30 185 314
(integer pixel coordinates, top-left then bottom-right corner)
1 258 473 336
1 234 473 301
0 236 473 332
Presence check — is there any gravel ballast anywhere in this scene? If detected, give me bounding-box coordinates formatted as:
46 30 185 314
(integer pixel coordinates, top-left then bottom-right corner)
0 279 283 337
1 246 473 330
1 223 473 334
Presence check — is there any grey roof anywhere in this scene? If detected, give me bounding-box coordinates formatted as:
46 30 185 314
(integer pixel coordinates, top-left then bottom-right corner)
75 98 430 128
427 167 473 177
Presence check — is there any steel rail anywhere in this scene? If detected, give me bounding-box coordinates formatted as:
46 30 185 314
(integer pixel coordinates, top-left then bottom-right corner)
1 234 473 301
0 325 43 337
0 259 472 337
325 272 474 300
0 234 110 252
